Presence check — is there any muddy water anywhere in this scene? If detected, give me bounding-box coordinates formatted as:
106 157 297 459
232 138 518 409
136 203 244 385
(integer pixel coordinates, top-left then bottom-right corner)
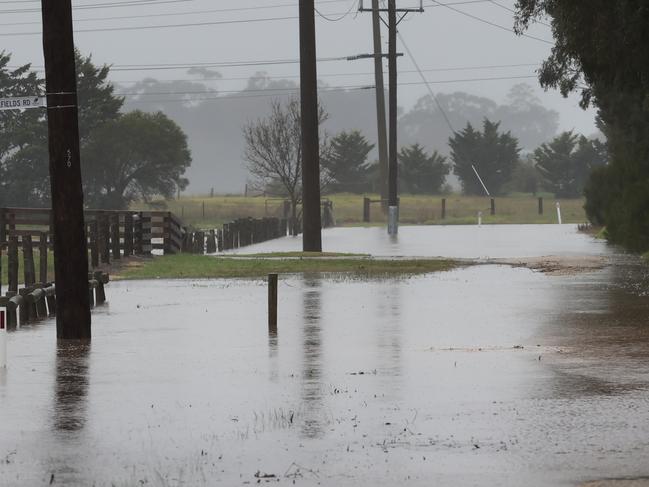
1 227 649 486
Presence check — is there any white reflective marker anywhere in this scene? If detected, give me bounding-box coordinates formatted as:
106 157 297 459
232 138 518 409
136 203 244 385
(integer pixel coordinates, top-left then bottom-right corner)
478 211 483 227
556 202 562 225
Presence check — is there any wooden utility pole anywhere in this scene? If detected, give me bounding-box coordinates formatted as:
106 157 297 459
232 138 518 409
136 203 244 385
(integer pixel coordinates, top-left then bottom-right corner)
371 0 389 208
41 0 91 340
299 0 322 251
387 0 399 234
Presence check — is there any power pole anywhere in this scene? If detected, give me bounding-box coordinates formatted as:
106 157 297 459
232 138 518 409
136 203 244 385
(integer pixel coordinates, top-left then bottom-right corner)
387 0 399 234
359 0 422 235
41 0 91 340
371 0 389 208
299 0 322 252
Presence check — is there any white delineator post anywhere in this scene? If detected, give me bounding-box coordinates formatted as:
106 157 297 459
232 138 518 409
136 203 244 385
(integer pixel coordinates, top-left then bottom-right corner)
478 211 483 226
0 307 7 368
556 202 563 225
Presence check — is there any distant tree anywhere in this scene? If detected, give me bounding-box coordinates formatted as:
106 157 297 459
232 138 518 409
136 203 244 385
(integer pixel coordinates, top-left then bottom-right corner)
1 51 126 207
449 119 520 196
398 143 449 194
323 130 374 193
534 131 607 198
75 51 124 143
503 155 541 195
83 111 191 209
398 87 558 153
242 98 329 232
0 51 46 206
515 1 649 250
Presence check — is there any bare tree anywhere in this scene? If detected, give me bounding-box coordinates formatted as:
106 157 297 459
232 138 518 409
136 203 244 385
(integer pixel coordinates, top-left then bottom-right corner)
243 97 329 234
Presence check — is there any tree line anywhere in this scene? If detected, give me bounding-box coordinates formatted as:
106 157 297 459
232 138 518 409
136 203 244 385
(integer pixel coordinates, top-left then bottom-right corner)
0 51 191 210
244 99 607 203
515 1 649 251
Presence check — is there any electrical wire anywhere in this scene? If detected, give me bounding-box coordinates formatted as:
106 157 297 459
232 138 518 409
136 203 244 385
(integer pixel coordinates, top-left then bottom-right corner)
427 0 552 44
315 0 357 21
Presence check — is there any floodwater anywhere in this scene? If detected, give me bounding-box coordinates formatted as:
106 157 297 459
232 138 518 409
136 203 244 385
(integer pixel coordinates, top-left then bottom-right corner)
226 224 609 258
1 225 649 486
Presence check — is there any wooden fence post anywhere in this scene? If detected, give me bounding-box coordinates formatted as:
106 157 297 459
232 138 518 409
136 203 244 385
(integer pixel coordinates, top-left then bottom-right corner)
141 212 152 256
100 213 110 265
538 197 544 215
22 235 36 288
441 198 446 220
39 232 48 284
490 198 496 216
89 220 99 269
0 208 5 245
111 213 121 260
124 212 134 257
206 230 217 253
363 197 371 223
134 213 143 255
8 236 18 294
268 273 278 333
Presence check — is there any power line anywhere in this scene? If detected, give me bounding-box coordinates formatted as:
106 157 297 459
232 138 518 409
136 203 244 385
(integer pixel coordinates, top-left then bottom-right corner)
428 0 553 44
0 0 349 26
398 31 456 133
486 0 551 27
110 74 535 96
108 63 539 84
315 0 357 21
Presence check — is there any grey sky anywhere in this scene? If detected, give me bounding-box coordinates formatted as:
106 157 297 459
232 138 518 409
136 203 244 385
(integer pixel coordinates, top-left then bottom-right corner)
2 0 596 135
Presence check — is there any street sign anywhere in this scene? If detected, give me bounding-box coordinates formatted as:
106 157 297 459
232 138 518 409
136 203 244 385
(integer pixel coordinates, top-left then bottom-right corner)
0 96 45 111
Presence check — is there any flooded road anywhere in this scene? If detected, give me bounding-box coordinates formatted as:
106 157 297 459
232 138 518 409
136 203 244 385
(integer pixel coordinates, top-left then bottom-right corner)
226 224 609 258
1 226 649 486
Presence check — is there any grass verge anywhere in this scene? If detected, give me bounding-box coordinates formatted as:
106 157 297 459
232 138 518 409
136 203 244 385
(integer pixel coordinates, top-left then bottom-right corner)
114 254 460 280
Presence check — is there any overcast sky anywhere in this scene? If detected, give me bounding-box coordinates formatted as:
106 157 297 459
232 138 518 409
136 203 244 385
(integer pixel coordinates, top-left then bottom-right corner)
0 0 597 135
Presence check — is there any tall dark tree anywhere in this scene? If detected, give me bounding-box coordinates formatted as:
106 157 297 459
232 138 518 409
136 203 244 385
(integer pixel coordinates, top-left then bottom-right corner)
450 119 520 196
398 143 449 194
534 131 607 198
75 51 123 143
515 1 649 250
83 111 191 209
323 130 374 193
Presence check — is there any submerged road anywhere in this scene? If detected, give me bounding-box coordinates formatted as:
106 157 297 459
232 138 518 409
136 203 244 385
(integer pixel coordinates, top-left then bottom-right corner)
1 225 648 486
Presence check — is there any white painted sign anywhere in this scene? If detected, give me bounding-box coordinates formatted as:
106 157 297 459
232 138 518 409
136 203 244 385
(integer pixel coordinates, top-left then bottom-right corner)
0 96 45 111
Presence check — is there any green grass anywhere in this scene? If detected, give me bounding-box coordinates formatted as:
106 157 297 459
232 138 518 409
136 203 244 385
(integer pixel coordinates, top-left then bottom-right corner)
136 193 588 228
1 249 55 287
114 254 460 280
240 251 369 258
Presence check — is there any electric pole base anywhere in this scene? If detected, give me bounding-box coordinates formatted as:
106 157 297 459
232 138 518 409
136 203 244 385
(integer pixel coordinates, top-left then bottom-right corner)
388 205 399 235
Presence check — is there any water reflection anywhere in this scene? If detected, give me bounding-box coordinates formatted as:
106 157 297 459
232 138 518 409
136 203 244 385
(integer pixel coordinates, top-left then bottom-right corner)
539 258 649 398
300 276 323 439
375 280 402 389
268 319 279 383
53 341 90 433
